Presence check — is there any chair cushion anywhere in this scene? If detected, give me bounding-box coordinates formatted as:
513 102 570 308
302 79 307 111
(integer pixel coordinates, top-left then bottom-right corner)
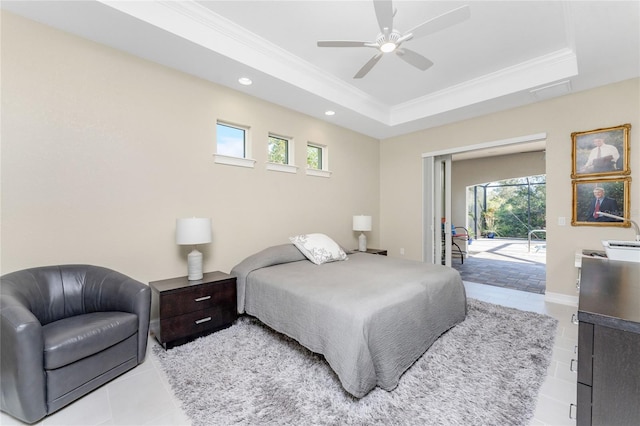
42 311 138 370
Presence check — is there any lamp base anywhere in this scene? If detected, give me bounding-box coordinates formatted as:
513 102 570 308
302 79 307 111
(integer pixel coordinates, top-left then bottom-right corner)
187 248 204 280
358 233 367 252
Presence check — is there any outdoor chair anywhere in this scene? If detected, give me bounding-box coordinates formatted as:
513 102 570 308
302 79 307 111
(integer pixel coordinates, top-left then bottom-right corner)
451 226 471 264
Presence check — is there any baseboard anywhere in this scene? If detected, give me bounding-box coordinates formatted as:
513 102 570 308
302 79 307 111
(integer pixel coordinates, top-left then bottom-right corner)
544 291 578 307
149 318 159 334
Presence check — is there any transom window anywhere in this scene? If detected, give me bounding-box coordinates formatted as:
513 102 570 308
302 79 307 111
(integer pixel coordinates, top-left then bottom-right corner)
307 143 323 170
216 122 246 158
268 134 289 164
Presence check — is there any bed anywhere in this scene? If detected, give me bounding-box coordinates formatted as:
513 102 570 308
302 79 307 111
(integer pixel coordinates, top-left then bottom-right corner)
231 239 467 398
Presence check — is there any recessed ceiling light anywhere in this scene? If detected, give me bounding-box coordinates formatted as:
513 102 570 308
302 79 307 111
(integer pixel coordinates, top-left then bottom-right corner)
238 77 252 86
325 110 336 116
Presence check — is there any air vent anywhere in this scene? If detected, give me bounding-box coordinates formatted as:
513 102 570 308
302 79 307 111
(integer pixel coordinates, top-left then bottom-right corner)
530 80 572 100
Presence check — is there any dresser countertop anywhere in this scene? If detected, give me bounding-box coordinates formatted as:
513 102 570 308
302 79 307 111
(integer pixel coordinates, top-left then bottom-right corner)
578 257 640 334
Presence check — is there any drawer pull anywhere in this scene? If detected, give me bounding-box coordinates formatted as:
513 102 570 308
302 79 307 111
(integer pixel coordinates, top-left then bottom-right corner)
571 313 579 325
195 296 211 302
570 358 578 373
569 403 577 420
195 317 212 325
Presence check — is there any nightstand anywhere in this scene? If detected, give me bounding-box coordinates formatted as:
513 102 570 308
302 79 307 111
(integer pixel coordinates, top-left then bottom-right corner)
358 248 387 256
150 271 237 349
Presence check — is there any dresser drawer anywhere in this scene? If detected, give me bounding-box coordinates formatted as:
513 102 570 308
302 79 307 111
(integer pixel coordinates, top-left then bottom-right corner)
159 279 236 318
159 305 237 342
577 322 594 386
576 382 592 426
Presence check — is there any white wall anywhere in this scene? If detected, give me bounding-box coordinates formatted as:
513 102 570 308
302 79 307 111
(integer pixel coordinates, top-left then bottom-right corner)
380 78 639 299
3 11 638 301
0 12 380 283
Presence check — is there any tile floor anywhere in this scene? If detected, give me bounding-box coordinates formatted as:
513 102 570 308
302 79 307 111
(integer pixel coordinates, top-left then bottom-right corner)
0 281 577 426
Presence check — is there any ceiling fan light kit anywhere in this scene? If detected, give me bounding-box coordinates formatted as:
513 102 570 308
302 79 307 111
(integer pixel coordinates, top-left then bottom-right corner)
317 1 470 79
380 41 397 53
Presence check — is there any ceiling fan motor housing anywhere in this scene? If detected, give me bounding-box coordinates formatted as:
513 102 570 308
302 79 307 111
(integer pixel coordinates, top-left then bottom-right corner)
377 30 401 49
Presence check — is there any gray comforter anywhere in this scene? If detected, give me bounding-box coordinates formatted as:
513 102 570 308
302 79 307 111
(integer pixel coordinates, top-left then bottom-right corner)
231 244 467 398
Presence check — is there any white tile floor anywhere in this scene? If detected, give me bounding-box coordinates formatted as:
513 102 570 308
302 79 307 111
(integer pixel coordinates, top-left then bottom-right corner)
463 281 579 426
0 281 578 426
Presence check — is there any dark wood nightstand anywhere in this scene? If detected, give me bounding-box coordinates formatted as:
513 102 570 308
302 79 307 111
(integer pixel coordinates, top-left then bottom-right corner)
150 271 237 349
356 248 387 256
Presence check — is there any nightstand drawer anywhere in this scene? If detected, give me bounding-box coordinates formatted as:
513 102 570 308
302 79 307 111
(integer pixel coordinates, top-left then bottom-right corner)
159 279 235 318
159 306 236 342
150 271 238 349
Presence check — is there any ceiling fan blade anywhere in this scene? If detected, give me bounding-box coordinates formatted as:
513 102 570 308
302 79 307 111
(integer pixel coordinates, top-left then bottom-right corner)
395 48 434 71
317 41 371 48
354 53 383 79
373 0 394 32
405 5 470 39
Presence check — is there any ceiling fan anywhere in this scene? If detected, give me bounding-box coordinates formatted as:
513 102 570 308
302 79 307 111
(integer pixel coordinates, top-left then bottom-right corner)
317 1 470 79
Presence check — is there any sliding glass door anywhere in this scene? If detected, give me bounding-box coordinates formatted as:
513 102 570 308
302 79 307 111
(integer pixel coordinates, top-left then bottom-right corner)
423 154 453 266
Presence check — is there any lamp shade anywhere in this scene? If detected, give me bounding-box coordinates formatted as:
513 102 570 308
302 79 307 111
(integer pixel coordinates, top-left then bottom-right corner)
176 218 212 245
353 215 372 232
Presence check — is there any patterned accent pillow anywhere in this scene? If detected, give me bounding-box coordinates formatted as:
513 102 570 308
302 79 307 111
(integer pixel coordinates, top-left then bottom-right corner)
289 233 348 265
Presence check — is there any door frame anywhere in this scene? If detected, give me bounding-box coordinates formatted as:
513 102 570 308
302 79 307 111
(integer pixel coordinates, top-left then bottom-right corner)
421 133 547 263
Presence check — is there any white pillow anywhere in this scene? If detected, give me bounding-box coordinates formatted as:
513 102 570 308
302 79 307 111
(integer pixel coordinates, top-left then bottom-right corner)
289 233 348 265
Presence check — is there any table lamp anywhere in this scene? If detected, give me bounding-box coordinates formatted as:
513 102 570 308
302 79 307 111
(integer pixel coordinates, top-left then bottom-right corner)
176 217 212 280
353 215 372 252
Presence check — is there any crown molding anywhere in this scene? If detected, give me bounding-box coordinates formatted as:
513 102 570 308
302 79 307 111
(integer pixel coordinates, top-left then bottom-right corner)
98 1 578 130
391 48 578 125
99 0 389 122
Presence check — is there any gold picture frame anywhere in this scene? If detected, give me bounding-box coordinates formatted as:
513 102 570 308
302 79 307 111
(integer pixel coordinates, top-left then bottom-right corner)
572 177 631 227
571 123 631 179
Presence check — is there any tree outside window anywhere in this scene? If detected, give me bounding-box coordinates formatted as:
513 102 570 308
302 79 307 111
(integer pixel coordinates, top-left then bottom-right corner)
268 135 288 164
307 144 322 170
470 175 546 239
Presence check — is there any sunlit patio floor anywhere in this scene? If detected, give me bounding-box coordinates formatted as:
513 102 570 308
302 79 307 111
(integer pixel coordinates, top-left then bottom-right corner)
450 237 547 294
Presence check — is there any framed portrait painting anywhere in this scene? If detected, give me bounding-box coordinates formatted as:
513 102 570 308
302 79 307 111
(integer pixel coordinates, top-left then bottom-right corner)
571 123 631 179
572 177 631 227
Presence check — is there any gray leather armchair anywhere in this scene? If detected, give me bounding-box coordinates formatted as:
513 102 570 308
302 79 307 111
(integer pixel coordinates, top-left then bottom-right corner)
0 265 151 424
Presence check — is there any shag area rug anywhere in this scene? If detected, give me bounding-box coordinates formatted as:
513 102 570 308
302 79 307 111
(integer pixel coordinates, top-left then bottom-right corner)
153 299 557 426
